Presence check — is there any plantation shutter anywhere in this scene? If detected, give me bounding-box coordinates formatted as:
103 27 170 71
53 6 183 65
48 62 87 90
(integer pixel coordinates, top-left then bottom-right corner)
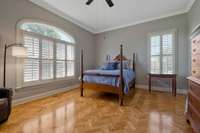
162 34 175 74
150 31 175 74
22 31 75 85
23 35 40 82
41 39 54 80
56 43 66 78
67 45 75 76
150 36 161 74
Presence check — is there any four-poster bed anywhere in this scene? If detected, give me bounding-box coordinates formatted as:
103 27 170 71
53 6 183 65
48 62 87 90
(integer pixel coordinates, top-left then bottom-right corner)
80 45 136 105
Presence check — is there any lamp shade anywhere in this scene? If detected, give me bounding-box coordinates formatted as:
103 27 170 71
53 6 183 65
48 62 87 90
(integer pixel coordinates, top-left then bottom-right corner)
12 46 27 58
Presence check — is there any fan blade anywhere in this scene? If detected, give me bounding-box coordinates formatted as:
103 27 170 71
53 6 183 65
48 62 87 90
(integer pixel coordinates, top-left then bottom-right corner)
86 0 94 5
105 0 114 7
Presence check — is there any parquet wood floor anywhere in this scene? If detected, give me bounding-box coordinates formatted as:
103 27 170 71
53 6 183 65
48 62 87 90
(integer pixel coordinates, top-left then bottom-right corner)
0 89 193 133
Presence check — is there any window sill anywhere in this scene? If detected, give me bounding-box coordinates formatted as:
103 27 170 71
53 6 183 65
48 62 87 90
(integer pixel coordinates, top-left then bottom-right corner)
16 76 76 89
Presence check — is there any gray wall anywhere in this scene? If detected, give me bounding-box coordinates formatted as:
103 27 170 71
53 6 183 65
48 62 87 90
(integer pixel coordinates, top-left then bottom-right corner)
0 0 95 98
95 14 189 90
188 0 200 34
0 0 196 100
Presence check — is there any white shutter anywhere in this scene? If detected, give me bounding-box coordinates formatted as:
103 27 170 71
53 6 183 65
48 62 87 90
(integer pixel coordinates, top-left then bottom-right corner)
23 35 40 82
162 34 175 74
24 59 39 82
42 40 54 59
151 56 160 74
67 45 74 60
56 43 65 60
67 61 74 76
67 45 75 76
41 40 54 80
150 31 175 74
56 43 66 78
150 36 161 74
24 36 39 58
22 33 76 84
151 36 160 56
56 61 65 78
41 60 54 80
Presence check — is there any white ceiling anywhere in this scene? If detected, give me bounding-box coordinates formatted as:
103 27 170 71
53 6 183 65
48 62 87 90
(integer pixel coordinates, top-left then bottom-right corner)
29 0 195 34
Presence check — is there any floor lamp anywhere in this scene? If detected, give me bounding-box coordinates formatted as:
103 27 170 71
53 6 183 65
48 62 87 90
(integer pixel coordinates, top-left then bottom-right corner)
3 43 27 88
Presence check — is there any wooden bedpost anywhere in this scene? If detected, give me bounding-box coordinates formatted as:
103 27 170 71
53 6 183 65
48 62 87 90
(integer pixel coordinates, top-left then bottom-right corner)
119 45 124 106
133 53 136 88
132 53 135 71
80 49 84 97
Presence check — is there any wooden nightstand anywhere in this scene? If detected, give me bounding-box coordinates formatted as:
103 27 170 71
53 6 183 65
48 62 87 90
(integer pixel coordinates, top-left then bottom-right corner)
148 73 177 96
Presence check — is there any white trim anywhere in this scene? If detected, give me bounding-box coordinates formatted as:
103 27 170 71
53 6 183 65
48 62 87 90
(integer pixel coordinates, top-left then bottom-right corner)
186 0 196 12
28 0 194 34
28 0 95 33
191 24 200 39
12 84 79 106
135 84 188 95
16 19 76 44
95 12 186 34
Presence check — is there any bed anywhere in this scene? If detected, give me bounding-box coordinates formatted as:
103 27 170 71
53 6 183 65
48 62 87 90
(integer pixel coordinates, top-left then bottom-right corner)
80 45 136 105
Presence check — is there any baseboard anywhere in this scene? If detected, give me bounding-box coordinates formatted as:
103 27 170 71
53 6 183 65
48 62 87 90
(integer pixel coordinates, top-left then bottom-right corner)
12 84 79 106
136 84 188 95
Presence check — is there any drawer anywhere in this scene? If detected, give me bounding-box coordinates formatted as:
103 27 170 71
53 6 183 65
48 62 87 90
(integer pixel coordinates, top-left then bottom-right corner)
188 92 200 113
192 47 200 55
192 40 200 55
187 104 200 133
192 67 200 77
189 80 200 97
192 55 200 67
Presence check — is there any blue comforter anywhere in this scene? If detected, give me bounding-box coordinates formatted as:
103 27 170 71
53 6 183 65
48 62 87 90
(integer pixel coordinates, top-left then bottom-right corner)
83 69 135 94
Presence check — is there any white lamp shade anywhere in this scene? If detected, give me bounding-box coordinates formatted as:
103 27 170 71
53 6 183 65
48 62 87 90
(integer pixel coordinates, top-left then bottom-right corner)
12 46 27 58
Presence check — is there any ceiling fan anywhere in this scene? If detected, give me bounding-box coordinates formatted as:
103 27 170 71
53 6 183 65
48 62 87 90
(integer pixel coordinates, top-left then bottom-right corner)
86 0 114 7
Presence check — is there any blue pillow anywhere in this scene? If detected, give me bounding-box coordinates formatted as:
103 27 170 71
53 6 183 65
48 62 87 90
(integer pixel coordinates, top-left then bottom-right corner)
100 62 118 70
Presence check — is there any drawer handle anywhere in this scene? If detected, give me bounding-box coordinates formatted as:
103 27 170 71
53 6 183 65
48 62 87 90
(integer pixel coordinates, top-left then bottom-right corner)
193 59 196 62
193 71 196 74
193 49 196 52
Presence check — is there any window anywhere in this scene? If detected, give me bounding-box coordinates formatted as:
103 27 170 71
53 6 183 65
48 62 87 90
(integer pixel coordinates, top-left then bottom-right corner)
19 22 75 85
24 36 40 82
20 22 75 43
149 30 176 74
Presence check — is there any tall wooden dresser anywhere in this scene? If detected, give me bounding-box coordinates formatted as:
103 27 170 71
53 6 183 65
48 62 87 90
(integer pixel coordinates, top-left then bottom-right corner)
187 33 200 133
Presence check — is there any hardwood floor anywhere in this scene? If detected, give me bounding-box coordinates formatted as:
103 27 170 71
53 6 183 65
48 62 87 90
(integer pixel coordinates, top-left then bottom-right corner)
0 88 193 133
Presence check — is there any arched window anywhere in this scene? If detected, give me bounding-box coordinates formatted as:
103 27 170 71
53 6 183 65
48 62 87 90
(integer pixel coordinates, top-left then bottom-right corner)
17 21 75 86
20 22 75 43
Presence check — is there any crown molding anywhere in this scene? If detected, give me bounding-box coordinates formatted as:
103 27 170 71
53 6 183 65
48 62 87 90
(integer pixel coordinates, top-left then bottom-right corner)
186 0 196 12
29 0 196 34
29 0 96 33
94 10 187 34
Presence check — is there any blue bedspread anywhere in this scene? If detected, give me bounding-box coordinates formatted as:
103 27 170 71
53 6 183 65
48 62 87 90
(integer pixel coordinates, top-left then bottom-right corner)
83 69 135 94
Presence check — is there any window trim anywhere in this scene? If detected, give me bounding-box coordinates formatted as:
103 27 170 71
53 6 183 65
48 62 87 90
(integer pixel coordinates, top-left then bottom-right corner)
147 29 177 74
16 19 76 43
16 30 76 89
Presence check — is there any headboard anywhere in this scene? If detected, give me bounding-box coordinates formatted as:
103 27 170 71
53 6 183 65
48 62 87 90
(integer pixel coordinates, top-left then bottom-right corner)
113 53 136 71
113 54 128 61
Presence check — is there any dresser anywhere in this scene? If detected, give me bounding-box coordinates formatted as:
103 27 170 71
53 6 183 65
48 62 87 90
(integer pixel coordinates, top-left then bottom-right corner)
187 33 200 133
